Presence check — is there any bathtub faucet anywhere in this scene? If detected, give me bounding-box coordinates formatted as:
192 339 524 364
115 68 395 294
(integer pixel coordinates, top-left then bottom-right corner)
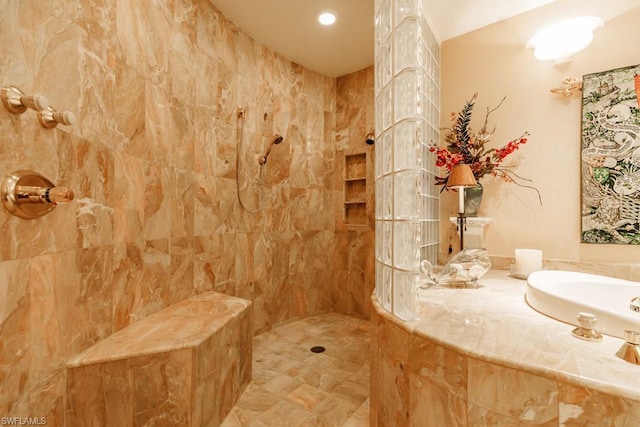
616 330 640 365
616 297 640 365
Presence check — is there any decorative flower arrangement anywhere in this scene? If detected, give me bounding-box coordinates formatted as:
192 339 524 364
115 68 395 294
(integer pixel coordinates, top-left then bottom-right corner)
430 93 541 203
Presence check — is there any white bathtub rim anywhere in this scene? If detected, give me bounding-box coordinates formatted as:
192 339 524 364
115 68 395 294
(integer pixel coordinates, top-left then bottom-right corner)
526 270 640 340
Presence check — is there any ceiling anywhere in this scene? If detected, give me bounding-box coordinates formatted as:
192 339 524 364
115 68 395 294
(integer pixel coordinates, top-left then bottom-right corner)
207 0 633 77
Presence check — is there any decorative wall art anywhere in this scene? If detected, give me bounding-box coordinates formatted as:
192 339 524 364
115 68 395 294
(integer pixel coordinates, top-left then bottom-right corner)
581 63 640 244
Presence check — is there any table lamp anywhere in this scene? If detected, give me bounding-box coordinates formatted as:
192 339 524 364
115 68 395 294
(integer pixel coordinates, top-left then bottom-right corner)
447 164 477 250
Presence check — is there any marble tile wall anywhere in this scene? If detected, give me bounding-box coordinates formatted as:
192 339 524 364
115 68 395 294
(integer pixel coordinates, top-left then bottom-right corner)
334 66 376 319
0 0 373 422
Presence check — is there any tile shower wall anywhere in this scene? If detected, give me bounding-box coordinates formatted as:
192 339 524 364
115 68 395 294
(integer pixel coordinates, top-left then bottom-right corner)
374 0 440 320
0 0 367 421
334 66 375 319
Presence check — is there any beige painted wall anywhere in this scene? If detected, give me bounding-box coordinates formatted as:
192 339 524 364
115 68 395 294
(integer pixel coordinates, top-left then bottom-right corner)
440 0 640 263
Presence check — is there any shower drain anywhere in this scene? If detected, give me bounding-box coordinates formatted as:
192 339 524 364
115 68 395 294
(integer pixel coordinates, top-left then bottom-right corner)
310 346 326 353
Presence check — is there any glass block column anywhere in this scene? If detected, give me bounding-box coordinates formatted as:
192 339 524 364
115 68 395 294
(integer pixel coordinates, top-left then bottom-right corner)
374 0 440 320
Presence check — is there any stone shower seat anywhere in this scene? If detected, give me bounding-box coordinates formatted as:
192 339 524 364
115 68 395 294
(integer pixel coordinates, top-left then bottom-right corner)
65 291 253 427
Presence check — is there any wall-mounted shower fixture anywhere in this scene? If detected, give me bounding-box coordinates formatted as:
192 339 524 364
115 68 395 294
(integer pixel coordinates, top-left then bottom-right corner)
365 129 375 145
2 170 74 219
258 134 284 165
38 107 77 129
236 107 286 213
1 86 49 114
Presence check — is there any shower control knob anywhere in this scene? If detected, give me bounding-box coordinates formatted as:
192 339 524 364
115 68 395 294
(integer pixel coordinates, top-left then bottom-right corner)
1 170 75 219
38 108 77 129
53 110 76 126
1 86 50 114
22 94 50 111
14 185 74 205
43 186 75 204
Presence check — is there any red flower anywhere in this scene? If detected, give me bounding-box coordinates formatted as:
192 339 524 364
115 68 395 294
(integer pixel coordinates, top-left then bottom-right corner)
429 93 537 202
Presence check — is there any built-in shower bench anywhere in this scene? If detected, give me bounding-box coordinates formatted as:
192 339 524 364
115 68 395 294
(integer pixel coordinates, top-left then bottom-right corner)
65 291 253 427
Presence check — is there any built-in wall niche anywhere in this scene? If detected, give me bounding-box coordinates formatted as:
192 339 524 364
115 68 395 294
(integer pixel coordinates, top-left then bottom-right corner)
344 152 367 225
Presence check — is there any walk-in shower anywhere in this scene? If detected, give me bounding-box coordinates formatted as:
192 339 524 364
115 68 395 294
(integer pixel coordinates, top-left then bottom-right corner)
236 107 285 213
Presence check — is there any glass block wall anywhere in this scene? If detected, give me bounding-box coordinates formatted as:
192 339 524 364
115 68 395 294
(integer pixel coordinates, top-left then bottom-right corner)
374 0 440 320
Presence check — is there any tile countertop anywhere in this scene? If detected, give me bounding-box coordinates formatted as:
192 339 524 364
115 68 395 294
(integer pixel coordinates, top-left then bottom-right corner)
389 269 640 402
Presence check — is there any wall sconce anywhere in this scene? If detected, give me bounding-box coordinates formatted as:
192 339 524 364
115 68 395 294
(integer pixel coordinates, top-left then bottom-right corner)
526 16 603 63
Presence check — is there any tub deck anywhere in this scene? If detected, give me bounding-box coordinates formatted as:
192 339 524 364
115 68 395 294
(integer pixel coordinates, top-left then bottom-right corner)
370 269 640 426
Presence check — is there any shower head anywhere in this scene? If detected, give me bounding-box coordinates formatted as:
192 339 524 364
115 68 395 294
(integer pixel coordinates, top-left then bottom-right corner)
365 129 375 145
259 134 285 165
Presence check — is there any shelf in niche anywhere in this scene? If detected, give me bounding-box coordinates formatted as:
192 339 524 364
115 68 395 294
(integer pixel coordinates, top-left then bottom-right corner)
345 203 366 226
345 153 366 180
344 152 368 226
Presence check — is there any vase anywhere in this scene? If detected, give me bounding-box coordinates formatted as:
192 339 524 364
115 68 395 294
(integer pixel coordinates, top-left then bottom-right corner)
464 183 483 217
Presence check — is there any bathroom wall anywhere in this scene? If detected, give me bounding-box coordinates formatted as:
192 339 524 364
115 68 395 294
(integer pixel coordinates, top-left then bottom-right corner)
334 66 376 318
0 0 372 421
440 0 640 263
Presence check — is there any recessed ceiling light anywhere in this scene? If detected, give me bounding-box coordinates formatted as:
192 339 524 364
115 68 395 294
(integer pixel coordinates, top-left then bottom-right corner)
318 11 336 26
526 16 604 63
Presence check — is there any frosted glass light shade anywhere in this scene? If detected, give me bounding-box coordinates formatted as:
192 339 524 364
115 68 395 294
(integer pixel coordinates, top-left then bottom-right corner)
318 11 336 26
526 16 603 62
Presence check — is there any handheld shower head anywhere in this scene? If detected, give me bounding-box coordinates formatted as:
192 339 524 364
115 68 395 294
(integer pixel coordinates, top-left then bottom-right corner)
259 134 285 165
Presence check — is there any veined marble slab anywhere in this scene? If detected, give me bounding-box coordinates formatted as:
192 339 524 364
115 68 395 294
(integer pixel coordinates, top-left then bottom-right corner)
68 291 251 367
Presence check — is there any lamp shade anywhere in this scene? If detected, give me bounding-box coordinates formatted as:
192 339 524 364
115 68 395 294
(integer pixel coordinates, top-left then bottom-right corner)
447 164 477 188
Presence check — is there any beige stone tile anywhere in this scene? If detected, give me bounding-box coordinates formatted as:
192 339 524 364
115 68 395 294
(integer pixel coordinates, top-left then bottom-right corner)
349 364 371 387
559 382 640 426
0 258 31 415
286 383 329 411
314 394 360 426
221 407 269 427
468 359 558 424
409 334 467 400
343 398 371 427
468 404 558 426
330 379 369 407
262 374 304 396
258 399 320 427
409 375 466 427
234 384 280 414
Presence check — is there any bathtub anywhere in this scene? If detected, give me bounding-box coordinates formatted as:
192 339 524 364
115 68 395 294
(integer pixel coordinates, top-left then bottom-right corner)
525 270 640 339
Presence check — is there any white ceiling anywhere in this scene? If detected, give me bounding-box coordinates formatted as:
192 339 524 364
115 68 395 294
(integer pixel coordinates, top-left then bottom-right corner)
207 0 634 77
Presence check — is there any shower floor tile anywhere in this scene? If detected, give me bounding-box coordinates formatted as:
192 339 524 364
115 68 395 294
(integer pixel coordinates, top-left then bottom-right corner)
222 313 370 427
